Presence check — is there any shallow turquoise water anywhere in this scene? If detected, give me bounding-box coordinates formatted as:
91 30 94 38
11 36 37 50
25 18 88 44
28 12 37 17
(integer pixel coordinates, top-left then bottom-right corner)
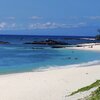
0 44 100 74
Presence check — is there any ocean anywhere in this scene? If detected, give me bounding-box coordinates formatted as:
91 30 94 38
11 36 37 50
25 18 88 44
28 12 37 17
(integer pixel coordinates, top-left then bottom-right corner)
0 35 100 74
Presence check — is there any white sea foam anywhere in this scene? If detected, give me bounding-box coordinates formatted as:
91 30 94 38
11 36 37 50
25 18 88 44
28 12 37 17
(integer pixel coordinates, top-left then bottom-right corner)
33 60 100 72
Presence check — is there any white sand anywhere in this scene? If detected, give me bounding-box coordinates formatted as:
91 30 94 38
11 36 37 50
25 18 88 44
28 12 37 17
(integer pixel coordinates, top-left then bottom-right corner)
0 44 100 100
0 65 100 100
68 43 100 51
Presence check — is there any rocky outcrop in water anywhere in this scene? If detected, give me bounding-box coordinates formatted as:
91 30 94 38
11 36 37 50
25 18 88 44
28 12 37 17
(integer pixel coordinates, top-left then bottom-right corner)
51 45 66 48
0 41 10 44
24 39 68 45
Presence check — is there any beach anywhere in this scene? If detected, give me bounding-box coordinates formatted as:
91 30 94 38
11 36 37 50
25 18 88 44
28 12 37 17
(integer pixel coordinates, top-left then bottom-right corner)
0 0 100 99
0 44 100 100
0 65 100 100
69 43 100 51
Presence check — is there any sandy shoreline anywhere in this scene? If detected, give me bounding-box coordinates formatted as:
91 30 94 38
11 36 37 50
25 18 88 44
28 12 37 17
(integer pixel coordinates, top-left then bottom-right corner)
0 65 100 100
67 43 100 51
0 44 100 100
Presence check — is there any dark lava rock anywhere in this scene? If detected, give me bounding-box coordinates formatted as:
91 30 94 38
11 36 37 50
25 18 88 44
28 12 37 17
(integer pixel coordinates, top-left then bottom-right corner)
32 47 44 50
0 41 10 44
51 45 66 48
24 39 68 45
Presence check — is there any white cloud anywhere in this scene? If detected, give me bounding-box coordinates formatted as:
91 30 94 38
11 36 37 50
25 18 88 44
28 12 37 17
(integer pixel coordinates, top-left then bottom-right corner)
8 23 16 29
90 16 100 19
6 17 15 20
85 16 100 20
29 16 42 20
0 22 17 30
0 19 87 30
68 22 86 28
65 16 100 20
0 22 7 29
11 23 16 27
28 22 87 29
66 16 79 19
29 22 61 29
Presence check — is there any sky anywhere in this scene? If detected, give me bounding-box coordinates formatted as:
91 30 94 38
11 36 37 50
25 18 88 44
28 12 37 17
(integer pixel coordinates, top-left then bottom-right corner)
0 0 100 35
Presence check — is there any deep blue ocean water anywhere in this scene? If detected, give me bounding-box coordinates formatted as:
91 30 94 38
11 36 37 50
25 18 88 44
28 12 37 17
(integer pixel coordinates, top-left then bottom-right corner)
0 35 100 74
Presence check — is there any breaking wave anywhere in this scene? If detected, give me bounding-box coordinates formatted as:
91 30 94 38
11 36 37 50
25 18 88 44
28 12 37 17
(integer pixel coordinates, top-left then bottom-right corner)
33 60 100 72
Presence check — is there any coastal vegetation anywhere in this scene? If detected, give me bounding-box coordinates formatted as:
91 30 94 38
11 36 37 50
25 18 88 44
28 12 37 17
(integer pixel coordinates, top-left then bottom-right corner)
95 34 100 40
69 80 100 100
95 29 100 40
84 87 100 100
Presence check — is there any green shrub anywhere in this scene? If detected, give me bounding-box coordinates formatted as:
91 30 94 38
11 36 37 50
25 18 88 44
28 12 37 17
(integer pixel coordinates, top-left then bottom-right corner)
70 80 100 96
95 35 100 40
